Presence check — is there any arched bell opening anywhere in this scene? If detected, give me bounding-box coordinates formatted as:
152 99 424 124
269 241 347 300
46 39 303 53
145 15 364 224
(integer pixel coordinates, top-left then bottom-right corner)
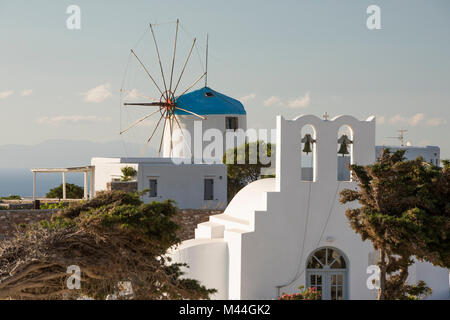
300 124 317 181
337 125 354 181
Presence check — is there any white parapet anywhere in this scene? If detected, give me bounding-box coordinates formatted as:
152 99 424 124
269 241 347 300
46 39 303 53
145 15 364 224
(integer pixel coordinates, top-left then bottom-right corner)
194 221 225 239
168 238 229 299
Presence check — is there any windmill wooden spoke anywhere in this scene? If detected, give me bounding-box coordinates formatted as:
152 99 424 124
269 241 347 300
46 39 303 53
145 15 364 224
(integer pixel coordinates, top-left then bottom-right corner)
174 106 206 120
150 23 169 100
169 117 174 157
159 116 168 155
123 102 164 107
120 89 159 102
175 72 207 102
130 49 164 97
169 19 179 93
173 38 196 95
146 113 165 144
139 114 164 157
120 109 161 135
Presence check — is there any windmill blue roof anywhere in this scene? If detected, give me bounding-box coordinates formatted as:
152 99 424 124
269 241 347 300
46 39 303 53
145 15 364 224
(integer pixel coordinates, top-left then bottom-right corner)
175 87 246 116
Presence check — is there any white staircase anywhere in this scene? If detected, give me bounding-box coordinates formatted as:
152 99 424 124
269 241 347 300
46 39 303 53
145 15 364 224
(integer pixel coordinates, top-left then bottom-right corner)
194 213 255 240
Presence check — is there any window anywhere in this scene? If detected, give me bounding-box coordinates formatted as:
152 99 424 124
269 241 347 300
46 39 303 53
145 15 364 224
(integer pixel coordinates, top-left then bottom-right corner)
149 179 158 197
225 117 238 131
306 247 347 300
204 178 214 200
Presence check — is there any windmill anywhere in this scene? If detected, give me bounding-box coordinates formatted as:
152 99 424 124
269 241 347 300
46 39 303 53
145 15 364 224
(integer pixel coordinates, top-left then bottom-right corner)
120 19 207 156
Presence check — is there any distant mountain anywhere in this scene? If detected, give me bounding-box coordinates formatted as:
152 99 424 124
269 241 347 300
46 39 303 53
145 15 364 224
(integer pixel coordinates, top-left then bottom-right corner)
0 139 157 168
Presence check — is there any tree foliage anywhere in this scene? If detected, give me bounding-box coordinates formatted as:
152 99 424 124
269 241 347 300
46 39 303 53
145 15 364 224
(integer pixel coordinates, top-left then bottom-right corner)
121 166 137 181
0 195 21 200
223 140 274 202
46 183 84 199
340 149 450 299
0 191 216 300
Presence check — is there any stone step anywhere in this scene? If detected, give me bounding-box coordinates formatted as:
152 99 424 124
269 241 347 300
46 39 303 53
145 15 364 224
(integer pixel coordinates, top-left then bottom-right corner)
195 221 225 239
210 213 252 231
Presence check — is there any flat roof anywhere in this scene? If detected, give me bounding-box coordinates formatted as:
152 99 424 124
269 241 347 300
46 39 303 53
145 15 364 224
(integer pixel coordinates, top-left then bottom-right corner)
31 166 94 173
376 145 439 150
91 157 224 165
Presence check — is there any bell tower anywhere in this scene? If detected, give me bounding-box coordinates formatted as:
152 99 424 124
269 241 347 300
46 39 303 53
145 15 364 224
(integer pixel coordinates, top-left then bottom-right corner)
276 114 376 190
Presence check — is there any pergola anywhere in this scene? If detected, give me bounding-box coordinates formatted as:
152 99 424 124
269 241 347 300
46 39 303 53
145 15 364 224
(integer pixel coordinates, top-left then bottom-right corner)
30 166 95 200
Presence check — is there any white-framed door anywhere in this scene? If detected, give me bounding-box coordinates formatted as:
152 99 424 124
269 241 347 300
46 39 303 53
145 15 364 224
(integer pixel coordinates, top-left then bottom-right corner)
306 270 346 300
306 247 348 300
328 271 345 300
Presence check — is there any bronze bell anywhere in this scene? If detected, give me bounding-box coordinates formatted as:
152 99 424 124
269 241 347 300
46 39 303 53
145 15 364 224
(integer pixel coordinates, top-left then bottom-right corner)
301 134 316 154
338 134 352 156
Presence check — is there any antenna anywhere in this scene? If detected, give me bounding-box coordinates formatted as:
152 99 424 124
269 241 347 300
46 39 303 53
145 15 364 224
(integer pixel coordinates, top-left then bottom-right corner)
205 33 209 87
386 129 408 146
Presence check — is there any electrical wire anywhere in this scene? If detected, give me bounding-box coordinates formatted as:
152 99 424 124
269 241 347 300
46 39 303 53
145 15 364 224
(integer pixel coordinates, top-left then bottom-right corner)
276 172 342 295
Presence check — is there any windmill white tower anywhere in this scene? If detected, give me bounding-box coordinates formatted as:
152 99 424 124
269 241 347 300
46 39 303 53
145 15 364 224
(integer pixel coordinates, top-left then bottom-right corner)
163 86 247 160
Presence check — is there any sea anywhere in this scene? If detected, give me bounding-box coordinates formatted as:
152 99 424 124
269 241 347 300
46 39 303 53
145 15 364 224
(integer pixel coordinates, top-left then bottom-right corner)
0 168 85 198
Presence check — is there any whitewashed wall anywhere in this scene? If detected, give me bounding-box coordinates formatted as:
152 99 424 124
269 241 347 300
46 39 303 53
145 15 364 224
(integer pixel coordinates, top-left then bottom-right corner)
138 161 227 209
376 145 440 166
91 158 227 209
91 158 138 194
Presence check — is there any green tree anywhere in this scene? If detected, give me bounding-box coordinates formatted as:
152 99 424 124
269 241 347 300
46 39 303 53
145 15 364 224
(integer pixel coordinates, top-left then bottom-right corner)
46 183 84 199
0 190 216 300
121 166 137 181
223 140 274 203
340 149 450 300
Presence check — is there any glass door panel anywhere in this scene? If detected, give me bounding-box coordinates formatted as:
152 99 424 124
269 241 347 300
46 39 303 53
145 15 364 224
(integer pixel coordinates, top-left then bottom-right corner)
308 273 323 300
329 273 344 300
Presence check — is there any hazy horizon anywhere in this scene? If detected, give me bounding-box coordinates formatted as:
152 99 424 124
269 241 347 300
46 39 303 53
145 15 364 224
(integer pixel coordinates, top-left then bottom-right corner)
1 1 449 159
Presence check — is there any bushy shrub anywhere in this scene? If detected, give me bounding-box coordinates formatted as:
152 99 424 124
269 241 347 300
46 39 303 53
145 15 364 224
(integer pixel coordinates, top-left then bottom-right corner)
40 202 70 210
0 190 216 300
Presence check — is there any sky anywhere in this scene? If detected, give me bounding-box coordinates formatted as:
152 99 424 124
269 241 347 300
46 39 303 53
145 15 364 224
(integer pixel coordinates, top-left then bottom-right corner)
0 0 449 158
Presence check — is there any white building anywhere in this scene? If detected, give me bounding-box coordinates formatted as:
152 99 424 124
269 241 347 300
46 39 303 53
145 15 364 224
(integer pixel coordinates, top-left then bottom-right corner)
169 114 450 300
91 157 227 209
376 145 440 166
92 87 247 209
333 145 442 182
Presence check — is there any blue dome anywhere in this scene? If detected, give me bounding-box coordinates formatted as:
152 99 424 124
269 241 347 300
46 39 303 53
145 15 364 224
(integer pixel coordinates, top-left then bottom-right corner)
175 87 246 116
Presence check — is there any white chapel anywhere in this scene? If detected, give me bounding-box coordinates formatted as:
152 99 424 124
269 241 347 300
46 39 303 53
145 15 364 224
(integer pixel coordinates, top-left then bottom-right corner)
169 114 450 300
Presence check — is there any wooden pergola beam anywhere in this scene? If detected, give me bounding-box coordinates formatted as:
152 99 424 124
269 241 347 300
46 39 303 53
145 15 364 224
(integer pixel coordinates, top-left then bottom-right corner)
30 166 95 201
